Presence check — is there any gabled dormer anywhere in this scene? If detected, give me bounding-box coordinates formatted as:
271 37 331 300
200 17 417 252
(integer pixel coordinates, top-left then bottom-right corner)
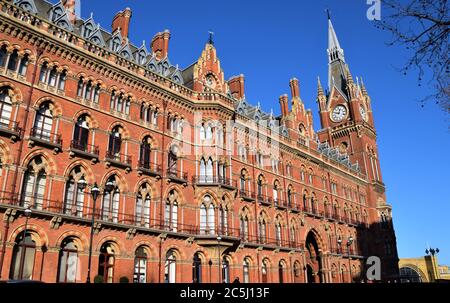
157 57 171 77
147 54 159 73
88 25 106 47
14 0 38 14
108 30 123 53
48 1 65 22
81 15 97 39
169 66 184 85
135 42 148 65
119 42 133 60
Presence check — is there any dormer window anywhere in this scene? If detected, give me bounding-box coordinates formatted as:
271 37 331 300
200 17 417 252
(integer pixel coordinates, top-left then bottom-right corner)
111 37 121 52
51 7 64 22
84 24 94 38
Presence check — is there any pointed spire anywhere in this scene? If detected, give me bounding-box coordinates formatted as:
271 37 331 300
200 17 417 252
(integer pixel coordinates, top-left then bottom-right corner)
327 14 345 63
208 30 214 45
317 76 324 96
346 68 354 84
360 77 368 95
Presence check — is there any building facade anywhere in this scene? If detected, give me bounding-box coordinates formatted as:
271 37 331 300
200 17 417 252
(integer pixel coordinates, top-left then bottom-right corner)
0 0 399 283
399 255 450 283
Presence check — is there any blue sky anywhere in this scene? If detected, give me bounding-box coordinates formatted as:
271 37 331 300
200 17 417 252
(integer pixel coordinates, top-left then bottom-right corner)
74 0 450 265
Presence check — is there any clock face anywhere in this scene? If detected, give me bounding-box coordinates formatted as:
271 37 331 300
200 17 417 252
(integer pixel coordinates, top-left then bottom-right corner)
331 105 347 122
360 105 367 121
205 74 216 88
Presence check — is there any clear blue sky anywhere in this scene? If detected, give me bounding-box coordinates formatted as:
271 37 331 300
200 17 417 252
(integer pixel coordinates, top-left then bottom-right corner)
74 0 450 265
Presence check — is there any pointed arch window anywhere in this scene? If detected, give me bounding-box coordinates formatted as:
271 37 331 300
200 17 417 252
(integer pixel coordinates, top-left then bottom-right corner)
33 102 53 141
222 256 230 283
58 69 67 90
0 45 7 67
240 214 249 241
21 157 46 210
279 262 284 283
102 176 120 223
200 195 215 235
192 253 202 283
7 49 19 71
258 218 267 244
98 243 115 283
165 250 176 283
219 204 228 235
73 115 90 151
261 260 268 283
243 258 250 283
64 166 86 217
18 54 29 76
165 190 178 232
134 247 147 283
275 222 282 246
9 232 36 281
0 87 13 127
77 77 84 97
48 66 58 87
136 184 151 227
108 126 122 158
57 238 79 283
139 136 152 169
257 176 264 198
168 146 178 175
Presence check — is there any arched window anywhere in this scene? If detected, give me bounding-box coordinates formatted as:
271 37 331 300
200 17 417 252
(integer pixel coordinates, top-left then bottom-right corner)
257 175 264 197
57 238 79 283
222 256 230 283
206 157 213 183
200 195 215 235
273 183 279 204
240 214 249 241
0 87 13 127
73 115 89 151
64 166 86 217
275 221 282 246
261 260 268 283
134 247 147 283
219 204 228 235
140 136 152 169
48 66 58 87
9 231 36 280
18 54 29 76
287 188 293 207
58 69 67 90
98 242 115 283
192 253 202 283
165 190 178 232
0 45 7 67
168 145 178 174
303 193 308 210
165 250 176 283
108 126 122 158
136 183 151 227
7 49 19 71
279 262 284 283
258 217 267 244
206 124 213 140
243 258 250 283
84 80 93 100
199 158 206 182
102 176 120 223
240 172 246 191
39 62 48 83
21 156 47 210
92 84 100 103
200 123 206 141
77 77 84 97
84 23 94 38
294 262 302 283
33 102 53 141
311 195 316 213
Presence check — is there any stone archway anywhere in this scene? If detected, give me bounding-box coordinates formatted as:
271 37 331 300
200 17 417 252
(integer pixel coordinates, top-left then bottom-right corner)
305 231 323 283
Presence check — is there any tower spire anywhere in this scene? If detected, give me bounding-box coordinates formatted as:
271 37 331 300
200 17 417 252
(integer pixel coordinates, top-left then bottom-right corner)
327 13 348 97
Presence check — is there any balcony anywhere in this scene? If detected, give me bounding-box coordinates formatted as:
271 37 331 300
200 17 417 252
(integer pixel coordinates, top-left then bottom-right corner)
239 189 256 202
0 121 22 141
192 176 237 190
257 194 272 206
274 199 287 210
29 127 62 152
288 202 301 213
69 140 99 162
105 151 132 171
166 169 188 185
137 160 162 178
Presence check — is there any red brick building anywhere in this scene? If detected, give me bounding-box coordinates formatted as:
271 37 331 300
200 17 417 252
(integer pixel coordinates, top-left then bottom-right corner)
0 0 399 283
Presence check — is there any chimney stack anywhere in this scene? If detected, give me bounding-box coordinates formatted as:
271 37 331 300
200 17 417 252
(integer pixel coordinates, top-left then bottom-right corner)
228 74 245 100
279 94 289 117
289 78 300 100
63 0 77 24
112 8 132 41
151 30 171 60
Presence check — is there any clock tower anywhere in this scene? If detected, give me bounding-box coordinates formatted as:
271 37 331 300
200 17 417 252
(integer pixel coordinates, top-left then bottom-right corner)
317 15 399 281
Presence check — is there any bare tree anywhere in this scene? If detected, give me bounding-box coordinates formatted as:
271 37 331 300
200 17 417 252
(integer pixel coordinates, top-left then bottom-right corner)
376 0 449 113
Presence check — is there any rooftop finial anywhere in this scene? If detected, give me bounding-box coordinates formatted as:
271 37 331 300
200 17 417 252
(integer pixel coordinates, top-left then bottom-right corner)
208 30 214 45
326 8 331 20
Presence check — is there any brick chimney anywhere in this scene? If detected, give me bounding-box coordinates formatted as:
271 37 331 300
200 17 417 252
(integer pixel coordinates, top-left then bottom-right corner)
62 0 77 24
289 78 300 100
279 94 289 117
112 8 132 41
151 30 171 60
228 74 245 100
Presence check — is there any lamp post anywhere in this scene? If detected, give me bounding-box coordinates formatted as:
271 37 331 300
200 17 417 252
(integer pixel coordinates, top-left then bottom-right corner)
217 236 222 283
86 182 100 283
426 247 439 256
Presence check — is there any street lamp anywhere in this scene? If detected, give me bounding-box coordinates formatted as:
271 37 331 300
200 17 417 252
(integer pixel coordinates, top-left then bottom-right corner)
426 247 439 256
86 182 100 283
217 236 222 283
